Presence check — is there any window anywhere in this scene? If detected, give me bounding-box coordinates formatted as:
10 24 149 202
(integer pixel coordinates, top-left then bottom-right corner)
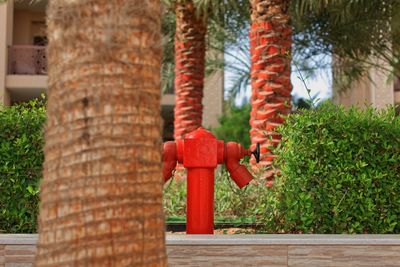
33 36 47 46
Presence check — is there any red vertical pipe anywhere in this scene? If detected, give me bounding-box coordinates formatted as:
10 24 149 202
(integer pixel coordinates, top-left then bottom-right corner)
186 168 214 234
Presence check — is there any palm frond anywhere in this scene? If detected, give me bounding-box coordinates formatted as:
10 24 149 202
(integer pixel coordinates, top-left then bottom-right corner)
292 0 400 92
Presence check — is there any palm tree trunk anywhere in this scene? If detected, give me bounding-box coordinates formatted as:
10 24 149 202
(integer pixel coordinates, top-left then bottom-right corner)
35 1 167 266
249 0 292 184
174 0 206 140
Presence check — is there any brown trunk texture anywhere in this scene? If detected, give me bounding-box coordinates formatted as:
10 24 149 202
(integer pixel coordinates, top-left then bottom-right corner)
35 0 167 266
249 0 292 184
174 0 206 140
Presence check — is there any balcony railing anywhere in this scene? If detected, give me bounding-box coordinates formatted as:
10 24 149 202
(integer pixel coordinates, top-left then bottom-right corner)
8 45 47 75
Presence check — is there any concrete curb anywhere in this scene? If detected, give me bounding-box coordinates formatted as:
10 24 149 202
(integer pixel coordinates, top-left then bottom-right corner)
1 234 400 246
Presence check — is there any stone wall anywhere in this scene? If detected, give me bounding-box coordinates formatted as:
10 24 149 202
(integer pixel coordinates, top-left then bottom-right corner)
1 234 400 266
333 57 395 109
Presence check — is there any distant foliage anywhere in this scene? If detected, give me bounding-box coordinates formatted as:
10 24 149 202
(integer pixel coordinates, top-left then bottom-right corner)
267 102 400 233
0 99 45 233
213 104 251 148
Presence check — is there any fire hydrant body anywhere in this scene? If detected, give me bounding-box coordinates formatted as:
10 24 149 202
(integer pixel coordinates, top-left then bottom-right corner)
163 127 259 234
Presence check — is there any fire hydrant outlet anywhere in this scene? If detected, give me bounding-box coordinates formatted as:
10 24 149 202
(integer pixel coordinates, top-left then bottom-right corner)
162 141 177 182
225 142 253 189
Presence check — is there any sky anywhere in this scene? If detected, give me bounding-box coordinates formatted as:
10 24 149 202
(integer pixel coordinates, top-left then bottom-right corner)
291 57 332 104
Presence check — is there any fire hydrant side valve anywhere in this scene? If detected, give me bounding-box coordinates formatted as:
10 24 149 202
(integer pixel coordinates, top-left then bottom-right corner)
176 140 184 164
162 141 177 182
217 140 225 164
225 142 253 189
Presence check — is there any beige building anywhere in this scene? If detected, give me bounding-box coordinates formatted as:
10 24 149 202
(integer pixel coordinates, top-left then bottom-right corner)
0 0 224 140
333 58 400 110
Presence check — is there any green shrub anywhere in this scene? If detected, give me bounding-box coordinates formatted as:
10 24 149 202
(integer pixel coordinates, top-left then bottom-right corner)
0 98 45 233
213 104 251 148
267 102 400 233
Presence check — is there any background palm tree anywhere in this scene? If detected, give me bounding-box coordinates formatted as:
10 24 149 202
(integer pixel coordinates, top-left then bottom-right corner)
249 0 292 181
162 0 250 140
227 0 400 98
35 0 167 265
173 0 207 140
226 0 400 183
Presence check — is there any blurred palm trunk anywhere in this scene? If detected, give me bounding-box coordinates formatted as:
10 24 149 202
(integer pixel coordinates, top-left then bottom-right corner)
174 0 206 140
35 0 167 266
249 0 292 184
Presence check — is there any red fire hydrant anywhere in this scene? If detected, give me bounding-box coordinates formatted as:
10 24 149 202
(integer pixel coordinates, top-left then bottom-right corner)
162 127 260 234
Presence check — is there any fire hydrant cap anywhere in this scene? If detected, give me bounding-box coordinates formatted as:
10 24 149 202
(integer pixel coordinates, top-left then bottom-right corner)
185 127 216 140
183 127 218 168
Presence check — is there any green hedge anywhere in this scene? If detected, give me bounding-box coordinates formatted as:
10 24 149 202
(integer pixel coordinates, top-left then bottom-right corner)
0 99 45 233
266 102 400 233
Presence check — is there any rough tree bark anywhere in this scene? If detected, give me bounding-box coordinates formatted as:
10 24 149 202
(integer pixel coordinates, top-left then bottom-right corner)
35 0 167 266
174 0 206 140
249 0 292 185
